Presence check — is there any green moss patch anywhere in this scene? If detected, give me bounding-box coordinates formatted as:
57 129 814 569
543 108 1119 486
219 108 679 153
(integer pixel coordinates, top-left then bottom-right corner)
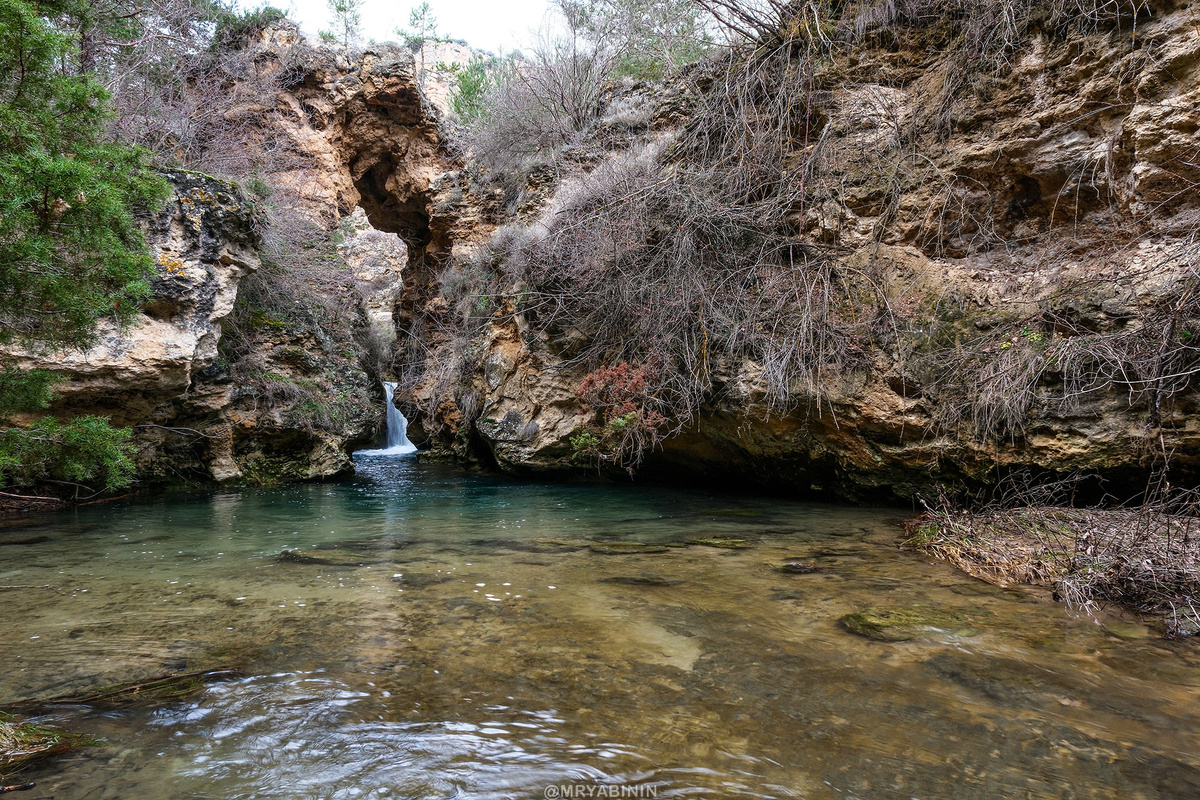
839 606 973 642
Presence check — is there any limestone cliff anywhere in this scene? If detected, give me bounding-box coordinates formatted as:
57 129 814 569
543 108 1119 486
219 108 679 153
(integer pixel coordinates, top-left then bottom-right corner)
240 24 453 247
4 171 258 427
22 11 1199 500
5 19 460 487
396 2 1200 501
134 26 459 485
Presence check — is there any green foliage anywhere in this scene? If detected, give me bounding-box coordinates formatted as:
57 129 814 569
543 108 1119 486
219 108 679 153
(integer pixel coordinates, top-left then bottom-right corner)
999 325 1045 350
212 4 289 49
605 411 638 433
569 428 602 462
0 415 136 492
0 0 168 350
0 0 165 496
399 1 438 46
326 0 362 46
0 369 60 414
443 56 494 122
242 174 274 201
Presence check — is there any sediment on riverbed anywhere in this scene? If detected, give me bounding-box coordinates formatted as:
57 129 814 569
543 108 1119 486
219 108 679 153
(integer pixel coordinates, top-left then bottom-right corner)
0 667 242 784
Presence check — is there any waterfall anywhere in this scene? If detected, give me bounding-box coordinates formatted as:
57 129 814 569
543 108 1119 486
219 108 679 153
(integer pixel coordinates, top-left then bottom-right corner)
356 381 417 456
382 382 412 450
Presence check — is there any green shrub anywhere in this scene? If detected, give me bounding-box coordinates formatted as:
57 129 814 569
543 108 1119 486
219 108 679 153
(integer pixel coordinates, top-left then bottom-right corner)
0 416 135 493
0 0 169 497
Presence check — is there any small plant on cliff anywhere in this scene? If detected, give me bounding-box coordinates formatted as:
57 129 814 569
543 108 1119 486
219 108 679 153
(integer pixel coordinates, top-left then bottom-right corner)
464 0 710 172
443 55 495 123
0 0 169 501
467 4 617 174
212 5 289 49
571 362 670 468
324 0 363 46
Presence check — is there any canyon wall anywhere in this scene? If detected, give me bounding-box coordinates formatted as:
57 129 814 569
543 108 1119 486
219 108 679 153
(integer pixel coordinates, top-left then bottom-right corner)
19 11 1200 501
9 25 458 486
397 3 1200 501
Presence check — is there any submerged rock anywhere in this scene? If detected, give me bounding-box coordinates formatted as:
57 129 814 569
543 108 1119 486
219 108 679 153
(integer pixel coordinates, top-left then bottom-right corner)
1102 621 1154 641
589 542 671 555
276 549 385 567
839 606 972 642
699 508 765 517
389 573 455 588
598 576 684 587
924 652 1082 707
0 536 52 547
778 561 822 574
313 539 412 552
688 538 751 549
516 538 589 553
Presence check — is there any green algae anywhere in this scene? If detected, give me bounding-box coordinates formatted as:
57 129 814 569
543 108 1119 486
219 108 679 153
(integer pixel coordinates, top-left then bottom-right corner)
839 606 973 642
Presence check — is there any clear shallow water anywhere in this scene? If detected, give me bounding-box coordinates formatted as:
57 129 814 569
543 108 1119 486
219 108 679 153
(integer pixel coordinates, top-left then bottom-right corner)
2 457 1199 800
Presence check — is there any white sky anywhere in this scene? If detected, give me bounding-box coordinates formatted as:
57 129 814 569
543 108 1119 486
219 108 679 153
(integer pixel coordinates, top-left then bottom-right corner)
272 0 555 54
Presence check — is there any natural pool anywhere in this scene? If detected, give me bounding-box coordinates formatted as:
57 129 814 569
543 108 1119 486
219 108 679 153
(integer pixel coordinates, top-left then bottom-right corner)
2 455 1198 799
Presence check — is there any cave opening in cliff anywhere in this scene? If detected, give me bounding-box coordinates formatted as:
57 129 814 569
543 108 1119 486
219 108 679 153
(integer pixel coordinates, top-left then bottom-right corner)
352 161 434 256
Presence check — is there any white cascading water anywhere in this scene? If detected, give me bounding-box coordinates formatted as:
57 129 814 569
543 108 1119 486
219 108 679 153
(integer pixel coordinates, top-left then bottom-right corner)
356 381 417 456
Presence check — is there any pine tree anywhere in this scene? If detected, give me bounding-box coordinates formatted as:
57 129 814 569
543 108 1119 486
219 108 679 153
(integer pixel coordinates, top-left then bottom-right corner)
325 0 362 46
407 2 437 41
399 2 438 76
0 0 169 497
447 55 495 123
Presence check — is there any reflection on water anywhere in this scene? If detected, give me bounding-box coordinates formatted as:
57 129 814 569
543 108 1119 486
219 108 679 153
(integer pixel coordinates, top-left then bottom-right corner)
2 456 1199 799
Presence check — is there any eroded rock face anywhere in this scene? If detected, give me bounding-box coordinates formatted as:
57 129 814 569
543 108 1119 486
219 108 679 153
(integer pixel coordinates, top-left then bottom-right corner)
4 170 380 484
338 207 408 329
4 26 466 489
248 24 448 242
135 27 456 485
399 4 1200 501
5 171 259 427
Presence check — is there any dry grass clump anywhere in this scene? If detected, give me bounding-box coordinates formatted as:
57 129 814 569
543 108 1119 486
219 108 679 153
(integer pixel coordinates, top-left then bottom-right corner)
907 487 1200 637
919 260 1200 444
0 714 87 778
487 42 881 465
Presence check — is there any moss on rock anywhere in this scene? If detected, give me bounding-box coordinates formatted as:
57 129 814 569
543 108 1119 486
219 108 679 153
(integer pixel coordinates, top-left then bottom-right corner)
839 606 972 642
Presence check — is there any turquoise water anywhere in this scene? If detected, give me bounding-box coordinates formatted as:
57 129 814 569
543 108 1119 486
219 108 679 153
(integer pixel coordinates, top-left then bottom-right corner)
1 456 1199 799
